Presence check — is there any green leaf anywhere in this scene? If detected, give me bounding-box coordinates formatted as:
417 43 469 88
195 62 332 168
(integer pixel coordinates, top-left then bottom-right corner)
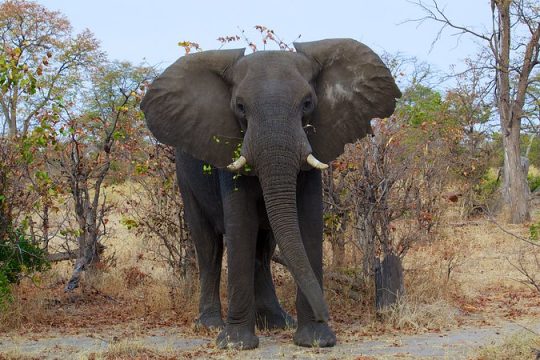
120 218 139 230
113 130 126 140
202 164 212 175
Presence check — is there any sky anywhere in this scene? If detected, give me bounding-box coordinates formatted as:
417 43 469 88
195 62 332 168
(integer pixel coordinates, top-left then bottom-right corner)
35 0 493 83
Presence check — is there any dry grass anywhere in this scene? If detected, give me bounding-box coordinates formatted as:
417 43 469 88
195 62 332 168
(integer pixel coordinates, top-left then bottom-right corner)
0 350 40 360
0 258 200 334
0 268 67 331
377 298 459 331
90 339 169 360
530 165 540 177
474 331 540 360
323 222 468 335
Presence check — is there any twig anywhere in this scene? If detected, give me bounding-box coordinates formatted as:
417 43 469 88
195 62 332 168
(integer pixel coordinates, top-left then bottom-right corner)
486 215 539 247
509 319 540 337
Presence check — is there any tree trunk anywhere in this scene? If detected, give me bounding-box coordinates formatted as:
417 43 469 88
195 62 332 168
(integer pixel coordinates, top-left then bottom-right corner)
65 231 102 291
375 254 404 311
357 206 376 278
502 129 531 223
7 84 18 137
65 192 102 291
497 2 531 223
331 236 346 268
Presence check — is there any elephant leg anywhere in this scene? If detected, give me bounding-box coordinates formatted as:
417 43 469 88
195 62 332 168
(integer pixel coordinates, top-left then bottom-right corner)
293 169 336 347
181 191 224 329
254 229 296 330
216 177 259 350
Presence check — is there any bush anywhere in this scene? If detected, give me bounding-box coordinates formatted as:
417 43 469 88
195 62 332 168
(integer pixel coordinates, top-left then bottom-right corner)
0 229 50 309
472 168 501 207
478 169 501 196
528 174 540 193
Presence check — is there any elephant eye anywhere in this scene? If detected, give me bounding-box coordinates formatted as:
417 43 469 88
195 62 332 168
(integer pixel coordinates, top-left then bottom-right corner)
302 98 314 114
235 102 246 117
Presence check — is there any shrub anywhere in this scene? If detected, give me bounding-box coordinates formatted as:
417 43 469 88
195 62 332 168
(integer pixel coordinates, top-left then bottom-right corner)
0 229 50 309
472 168 501 208
528 173 540 193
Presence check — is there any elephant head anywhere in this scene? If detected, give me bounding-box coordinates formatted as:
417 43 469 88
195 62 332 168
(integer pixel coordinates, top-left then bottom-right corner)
141 38 401 322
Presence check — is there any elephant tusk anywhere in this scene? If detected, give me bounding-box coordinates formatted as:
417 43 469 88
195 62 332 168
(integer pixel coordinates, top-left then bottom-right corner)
306 154 329 170
227 156 247 171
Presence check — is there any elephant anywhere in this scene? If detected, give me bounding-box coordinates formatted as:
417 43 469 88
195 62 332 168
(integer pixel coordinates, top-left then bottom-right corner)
140 38 401 350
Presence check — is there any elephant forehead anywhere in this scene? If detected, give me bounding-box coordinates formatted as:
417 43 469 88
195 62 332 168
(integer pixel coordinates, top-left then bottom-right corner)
234 51 314 81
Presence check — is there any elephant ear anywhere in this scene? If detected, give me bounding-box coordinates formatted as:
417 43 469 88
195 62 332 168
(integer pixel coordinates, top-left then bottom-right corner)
141 48 245 168
294 39 401 163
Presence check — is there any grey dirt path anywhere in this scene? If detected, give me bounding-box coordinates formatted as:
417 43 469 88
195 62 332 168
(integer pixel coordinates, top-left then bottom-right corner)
0 319 538 359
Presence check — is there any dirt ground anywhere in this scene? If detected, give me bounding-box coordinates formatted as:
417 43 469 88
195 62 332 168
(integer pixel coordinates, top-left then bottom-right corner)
0 317 539 359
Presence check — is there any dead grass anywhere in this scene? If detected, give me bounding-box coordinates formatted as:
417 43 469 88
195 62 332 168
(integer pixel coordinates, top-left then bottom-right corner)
377 298 459 331
324 222 467 336
0 351 40 360
474 331 540 360
530 165 540 177
90 339 170 360
0 262 200 334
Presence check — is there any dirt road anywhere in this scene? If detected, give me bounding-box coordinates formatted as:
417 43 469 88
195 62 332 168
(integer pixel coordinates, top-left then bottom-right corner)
1 319 538 359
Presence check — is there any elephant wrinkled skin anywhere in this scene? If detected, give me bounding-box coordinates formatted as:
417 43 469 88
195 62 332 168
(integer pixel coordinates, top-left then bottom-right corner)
140 38 401 349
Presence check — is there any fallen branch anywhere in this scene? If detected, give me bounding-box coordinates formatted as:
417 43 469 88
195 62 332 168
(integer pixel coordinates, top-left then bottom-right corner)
47 250 78 262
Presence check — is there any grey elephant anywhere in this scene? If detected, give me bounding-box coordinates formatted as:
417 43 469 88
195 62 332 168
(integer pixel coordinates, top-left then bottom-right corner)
141 38 400 349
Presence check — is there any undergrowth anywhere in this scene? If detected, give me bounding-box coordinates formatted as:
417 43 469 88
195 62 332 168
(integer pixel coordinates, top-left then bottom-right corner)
0 229 49 310
475 331 540 360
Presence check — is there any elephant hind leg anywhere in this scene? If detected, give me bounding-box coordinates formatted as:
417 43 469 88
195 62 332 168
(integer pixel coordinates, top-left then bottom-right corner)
182 191 224 329
254 229 296 330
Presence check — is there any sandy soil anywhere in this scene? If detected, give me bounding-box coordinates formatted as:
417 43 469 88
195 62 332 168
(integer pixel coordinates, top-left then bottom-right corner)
1 318 539 359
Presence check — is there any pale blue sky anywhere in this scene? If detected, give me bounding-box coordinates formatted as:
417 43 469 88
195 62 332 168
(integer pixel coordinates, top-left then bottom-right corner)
36 0 492 78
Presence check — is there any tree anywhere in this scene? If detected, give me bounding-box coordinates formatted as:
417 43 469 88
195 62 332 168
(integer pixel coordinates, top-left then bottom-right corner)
0 0 103 260
49 61 153 291
0 0 101 137
412 0 540 223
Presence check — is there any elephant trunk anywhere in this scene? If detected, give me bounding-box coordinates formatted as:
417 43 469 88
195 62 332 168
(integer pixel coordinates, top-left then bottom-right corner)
249 126 329 323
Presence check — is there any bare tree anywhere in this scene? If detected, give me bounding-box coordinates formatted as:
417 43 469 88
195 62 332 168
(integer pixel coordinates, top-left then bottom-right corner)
336 114 450 309
322 164 351 269
411 0 540 223
125 143 197 283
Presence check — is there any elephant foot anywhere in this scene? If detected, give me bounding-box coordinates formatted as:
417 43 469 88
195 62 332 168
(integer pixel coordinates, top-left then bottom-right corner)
216 325 259 350
293 322 336 348
256 309 296 330
195 312 225 329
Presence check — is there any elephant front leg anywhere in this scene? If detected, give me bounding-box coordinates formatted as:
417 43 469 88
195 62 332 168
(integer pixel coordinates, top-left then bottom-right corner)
217 179 260 350
254 229 296 330
294 170 336 347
